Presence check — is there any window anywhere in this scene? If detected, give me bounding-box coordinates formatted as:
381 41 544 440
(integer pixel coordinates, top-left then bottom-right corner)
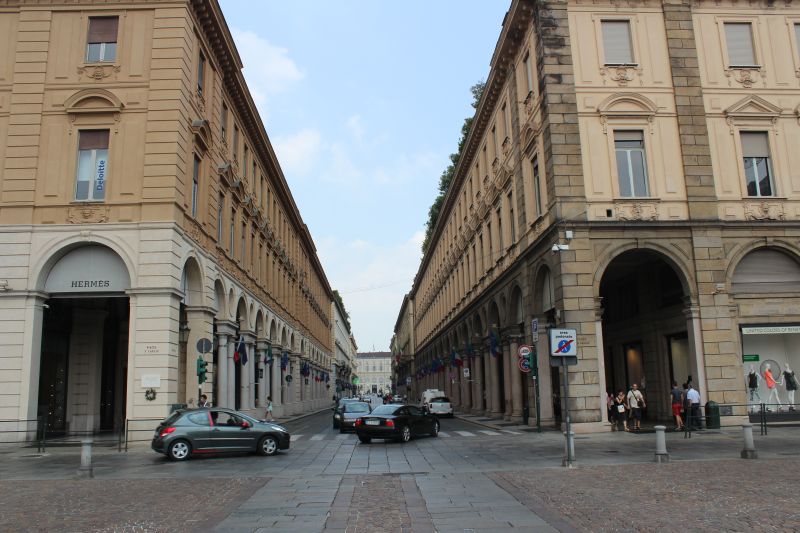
496 207 503 250
492 126 498 160
243 146 248 178
601 20 634 65
796 24 800 60
532 155 543 217
221 104 228 142
741 132 774 197
86 17 118 62
725 23 756 67
487 222 493 261
508 192 515 243
502 103 510 141
241 221 246 262
229 211 235 253
197 50 206 95
191 155 200 217
75 130 109 201
523 54 534 94
233 125 239 162
614 130 649 197
217 194 224 243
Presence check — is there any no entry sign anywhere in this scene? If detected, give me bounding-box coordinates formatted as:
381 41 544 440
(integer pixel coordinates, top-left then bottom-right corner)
549 329 577 356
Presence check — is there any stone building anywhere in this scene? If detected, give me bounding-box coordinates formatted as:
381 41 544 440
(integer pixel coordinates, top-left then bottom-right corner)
0 0 334 440
332 298 358 398
356 352 393 396
390 295 415 398
402 0 800 431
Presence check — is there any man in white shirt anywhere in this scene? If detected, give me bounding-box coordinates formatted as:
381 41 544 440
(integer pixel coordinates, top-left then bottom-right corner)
626 383 646 431
686 384 701 430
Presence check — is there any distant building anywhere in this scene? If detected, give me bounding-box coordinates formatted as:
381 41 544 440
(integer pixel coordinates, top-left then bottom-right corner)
356 352 393 395
332 298 358 397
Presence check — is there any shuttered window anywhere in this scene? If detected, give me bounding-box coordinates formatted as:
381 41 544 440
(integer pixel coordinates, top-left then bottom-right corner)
86 17 118 62
741 132 773 197
725 23 757 66
192 155 201 217
532 155 542 217
796 24 800 59
76 130 110 201
602 20 634 65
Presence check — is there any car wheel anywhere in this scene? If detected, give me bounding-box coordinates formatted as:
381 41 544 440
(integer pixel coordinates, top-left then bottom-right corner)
168 439 191 461
398 425 412 443
258 435 278 456
431 420 440 437
358 435 371 444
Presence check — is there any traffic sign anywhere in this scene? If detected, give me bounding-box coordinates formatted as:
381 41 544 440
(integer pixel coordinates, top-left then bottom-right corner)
518 357 532 373
518 344 533 359
550 329 577 356
196 338 213 354
463 367 470 378
531 319 539 343
405 376 412 385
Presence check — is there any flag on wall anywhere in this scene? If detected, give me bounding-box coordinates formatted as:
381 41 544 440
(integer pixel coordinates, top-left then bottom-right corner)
452 348 463 367
234 336 248 365
490 330 500 358
265 344 273 366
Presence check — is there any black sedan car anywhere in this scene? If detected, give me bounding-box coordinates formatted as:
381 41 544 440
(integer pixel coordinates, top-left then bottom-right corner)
152 407 290 461
332 397 361 429
354 404 439 444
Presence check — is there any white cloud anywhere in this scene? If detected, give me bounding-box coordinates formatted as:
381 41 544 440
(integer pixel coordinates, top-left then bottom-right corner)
273 129 322 177
230 28 304 117
346 114 365 143
320 231 424 351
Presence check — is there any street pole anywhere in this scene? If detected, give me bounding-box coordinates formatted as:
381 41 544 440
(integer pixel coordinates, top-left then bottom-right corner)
532 345 541 432
562 359 574 466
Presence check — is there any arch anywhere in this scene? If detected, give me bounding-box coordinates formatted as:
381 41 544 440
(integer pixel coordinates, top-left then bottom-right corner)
290 333 296 353
64 88 125 115
268 319 277 342
180 256 204 306
487 301 501 332
509 285 524 326
534 265 554 314
255 309 266 337
597 92 658 116
32 236 136 292
472 314 483 338
42 244 130 293
593 242 695 300
227 288 235 316
213 279 226 319
725 240 800 286
731 246 800 294
235 297 248 330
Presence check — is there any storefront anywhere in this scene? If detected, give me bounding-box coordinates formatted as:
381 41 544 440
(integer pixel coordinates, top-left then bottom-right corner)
740 325 800 410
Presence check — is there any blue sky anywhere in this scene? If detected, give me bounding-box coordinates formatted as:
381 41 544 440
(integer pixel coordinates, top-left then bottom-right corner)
218 1 510 351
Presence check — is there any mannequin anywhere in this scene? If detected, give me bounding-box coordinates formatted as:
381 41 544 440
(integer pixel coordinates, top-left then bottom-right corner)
784 363 798 411
763 363 783 411
746 364 761 412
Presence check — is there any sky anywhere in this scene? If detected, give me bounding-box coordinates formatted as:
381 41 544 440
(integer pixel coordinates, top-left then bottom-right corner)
217 1 510 352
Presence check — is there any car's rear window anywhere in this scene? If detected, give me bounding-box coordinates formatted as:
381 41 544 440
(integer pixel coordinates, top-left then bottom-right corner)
162 412 182 425
370 405 399 415
347 403 370 413
432 397 450 403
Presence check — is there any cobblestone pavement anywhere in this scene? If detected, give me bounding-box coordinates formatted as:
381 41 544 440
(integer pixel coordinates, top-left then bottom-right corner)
492 458 800 533
0 477 266 533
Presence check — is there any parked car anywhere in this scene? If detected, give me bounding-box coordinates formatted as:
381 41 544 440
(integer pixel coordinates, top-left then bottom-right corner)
354 404 439 444
338 401 371 432
420 389 446 411
427 396 453 417
151 407 290 461
333 397 361 429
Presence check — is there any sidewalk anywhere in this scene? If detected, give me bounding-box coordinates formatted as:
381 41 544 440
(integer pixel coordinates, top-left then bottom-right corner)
456 411 549 433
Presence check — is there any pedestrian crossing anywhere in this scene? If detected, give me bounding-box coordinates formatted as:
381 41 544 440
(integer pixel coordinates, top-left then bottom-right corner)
289 428 525 443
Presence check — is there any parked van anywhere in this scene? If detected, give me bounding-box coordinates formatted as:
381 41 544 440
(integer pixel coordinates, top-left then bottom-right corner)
420 389 446 412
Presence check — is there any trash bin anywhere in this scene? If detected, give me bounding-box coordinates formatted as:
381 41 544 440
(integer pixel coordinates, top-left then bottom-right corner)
705 401 720 429
522 406 530 426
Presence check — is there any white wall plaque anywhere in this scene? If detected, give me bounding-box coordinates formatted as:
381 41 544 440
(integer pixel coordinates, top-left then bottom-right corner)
141 374 161 388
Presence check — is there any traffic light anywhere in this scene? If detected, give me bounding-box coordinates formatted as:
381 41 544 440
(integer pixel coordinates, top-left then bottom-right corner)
197 356 208 384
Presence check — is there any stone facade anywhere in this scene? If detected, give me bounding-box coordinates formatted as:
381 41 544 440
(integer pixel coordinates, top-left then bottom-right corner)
0 0 334 440
399 0 800 431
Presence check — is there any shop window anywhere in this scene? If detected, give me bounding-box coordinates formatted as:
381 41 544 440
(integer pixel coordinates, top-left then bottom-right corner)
740 132 774 197
191 155 201 217
86 17 118 63
75 129 109 201
614 130 649 197
724 22 757 67
601 20 634 65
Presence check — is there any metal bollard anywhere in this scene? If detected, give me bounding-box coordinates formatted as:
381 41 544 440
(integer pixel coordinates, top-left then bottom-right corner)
740 423 758 459
562 431 575 467
654 425 669 463
77 438 94 478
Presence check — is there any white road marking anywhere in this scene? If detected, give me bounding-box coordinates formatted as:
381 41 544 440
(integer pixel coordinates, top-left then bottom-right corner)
438 431 451 437
290 434 303 442
479 430 501 436
310 434 325 441
455 430 476 437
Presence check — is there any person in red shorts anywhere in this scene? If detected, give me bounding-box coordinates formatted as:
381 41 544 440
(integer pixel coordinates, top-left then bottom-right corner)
669 381 684 431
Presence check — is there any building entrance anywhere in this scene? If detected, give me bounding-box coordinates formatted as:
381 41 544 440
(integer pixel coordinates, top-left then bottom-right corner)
600 250 689 421
39 297 129 434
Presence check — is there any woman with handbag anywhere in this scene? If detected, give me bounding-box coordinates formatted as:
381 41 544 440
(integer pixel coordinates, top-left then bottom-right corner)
614 390 629 432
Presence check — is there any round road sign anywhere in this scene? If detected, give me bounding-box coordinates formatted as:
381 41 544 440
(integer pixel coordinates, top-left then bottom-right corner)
518 344 532 359
518 357 532 373
196 338 213 354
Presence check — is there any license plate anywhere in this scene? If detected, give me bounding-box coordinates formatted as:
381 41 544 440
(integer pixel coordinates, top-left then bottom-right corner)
365 419 380 425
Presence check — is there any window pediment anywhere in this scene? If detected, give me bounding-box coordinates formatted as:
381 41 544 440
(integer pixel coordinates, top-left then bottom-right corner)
597 93 657 134
191 119 212 153
64 89 124 116
725 95 781 121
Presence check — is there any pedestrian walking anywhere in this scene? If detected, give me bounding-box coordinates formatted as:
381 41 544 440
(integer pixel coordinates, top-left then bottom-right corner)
669 381 684 431
613 390 629 432
686 383 701 430
627 383 645 431
265 395 274 421
198 394 209 407
606 390 615 424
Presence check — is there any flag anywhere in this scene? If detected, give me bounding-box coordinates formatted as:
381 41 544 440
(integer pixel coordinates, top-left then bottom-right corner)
452 348 463 367
265 344 273 366
234 336 248 365
490 330 500 358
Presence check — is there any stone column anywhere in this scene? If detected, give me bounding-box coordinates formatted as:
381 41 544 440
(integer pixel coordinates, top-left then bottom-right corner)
226 338 236 408
510 340 523 422
490 349 502 417
241 332 255 410
595 302 609 425
503 342 513 420
472 351 484 414
684 301 708 404
257 340 268 409
214 328 231 408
